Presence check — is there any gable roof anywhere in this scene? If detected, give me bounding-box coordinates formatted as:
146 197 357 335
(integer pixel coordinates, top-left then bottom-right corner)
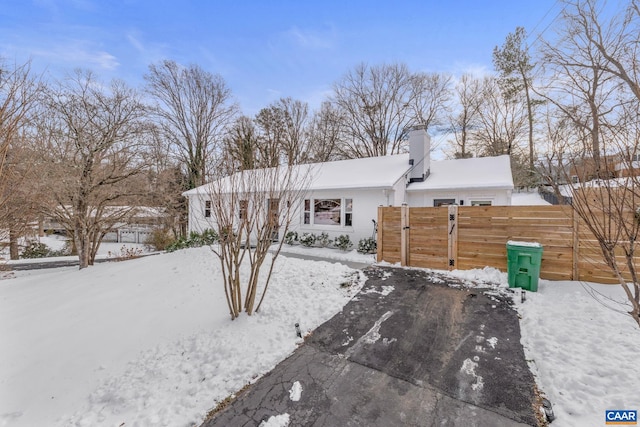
306 154 411 190
183 154 513 196
183 154 412 196
406 155 514 191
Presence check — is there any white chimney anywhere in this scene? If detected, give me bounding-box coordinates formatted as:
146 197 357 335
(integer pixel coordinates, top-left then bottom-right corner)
408 125 430 182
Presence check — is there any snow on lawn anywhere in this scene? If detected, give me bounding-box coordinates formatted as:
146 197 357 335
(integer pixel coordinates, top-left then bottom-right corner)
276 243 376 265
0 247 365 427
436 266 640 427
511 190 551 206
2 233 151 266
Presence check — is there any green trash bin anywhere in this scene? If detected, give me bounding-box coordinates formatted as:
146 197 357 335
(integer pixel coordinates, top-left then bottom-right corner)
506 241 543 292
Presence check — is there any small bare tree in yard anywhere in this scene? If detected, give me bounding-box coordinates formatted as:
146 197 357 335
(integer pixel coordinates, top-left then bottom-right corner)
570 175 640 327
37 70 148 269
537 0 640 326
199 160 312 319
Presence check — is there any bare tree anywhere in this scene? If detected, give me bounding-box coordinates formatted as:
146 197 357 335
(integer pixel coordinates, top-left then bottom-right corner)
536 0 640 326
307 101 344 162
537 105 577 189
564 0 640 102
223 115 259 172
538 2 623 178
494 27 539 176
331 62 414 157
0 59 40 259
37 70 148 269
145 60 237 188
332 63 451 158
197 157 312 319
548 100 640 326
143 128 190 238
278 97 309 165
408 71 452 131
254 105 285 168
446 73 482 158
253 97 310 166
472 76 528 157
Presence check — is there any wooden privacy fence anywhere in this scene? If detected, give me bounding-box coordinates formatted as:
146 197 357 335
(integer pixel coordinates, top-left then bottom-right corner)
377 205 637 284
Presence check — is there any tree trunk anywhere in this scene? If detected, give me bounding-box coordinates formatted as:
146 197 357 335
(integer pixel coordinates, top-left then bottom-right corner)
9 228 19 260
38 215 44 237
74 225 89 269
523 77 535 178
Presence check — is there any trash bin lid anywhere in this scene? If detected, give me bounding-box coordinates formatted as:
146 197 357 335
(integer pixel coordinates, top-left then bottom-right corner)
507 240 542 248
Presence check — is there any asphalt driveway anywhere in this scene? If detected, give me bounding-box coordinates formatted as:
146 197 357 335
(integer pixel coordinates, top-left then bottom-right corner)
202 266 538 426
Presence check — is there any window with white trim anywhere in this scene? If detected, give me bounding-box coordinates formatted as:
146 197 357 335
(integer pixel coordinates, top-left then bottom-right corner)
303 199 311 224
470 200 492 206
303 198 353 227
433 198 456 207
345 198 353 226
205 200 211 218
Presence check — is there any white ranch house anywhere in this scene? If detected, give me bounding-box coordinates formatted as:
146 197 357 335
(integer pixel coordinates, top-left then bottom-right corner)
183 127 514 244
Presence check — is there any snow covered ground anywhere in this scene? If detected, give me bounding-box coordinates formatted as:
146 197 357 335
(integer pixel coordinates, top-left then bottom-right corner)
444 267 640 427
1 234 150 265
2 238 639 426
511 190 551 206
0 247 365 427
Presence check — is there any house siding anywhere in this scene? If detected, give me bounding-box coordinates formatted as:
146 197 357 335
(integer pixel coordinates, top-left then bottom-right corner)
187 193 217 234
187 188 394 244
407 188 512 207
292 188 391 244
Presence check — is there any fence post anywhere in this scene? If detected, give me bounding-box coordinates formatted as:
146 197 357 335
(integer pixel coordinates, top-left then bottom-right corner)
448 205 458 270
401 203 409 266
377 206 383 263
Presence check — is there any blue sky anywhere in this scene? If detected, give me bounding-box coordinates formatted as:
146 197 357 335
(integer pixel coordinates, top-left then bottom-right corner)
0 0 561 114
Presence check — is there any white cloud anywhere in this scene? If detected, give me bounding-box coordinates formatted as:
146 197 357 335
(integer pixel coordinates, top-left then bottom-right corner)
126 32 145 54
283 25 337 50
33 39 119 70
266 88 282 99
450 63 493 79
126 30 170 66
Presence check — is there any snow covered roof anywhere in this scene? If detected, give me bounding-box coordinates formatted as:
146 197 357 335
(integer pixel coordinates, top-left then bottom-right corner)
183 154 514 196
307 154 411 190
406 155 514 191
183 154 412 196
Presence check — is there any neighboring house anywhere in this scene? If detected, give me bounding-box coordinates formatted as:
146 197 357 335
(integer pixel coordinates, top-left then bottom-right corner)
183 127 514 244
42 206 167 244
567 153 640 183
615 153 640 178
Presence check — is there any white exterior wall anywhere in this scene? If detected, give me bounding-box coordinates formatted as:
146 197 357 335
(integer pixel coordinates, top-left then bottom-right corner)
290 188 391 244
407 188 512 207
392 175 408 206
186 185 512 244
186 193 218 234
187 188 395 244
